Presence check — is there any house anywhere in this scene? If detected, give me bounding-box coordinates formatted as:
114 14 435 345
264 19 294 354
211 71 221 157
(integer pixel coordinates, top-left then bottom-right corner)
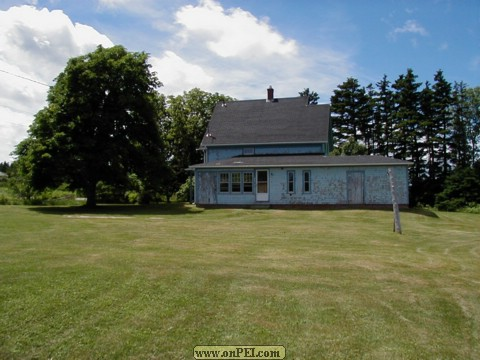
189 87 411 208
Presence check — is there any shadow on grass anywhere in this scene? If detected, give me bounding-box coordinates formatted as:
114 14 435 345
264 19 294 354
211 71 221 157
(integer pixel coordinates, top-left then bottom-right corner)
404 207 440 218
28 203 440 218
28 202 204 216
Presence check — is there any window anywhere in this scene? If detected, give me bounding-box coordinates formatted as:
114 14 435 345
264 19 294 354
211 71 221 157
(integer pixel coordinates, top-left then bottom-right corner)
243 173 253 192
287 170 295 193
219 172 253 194
243 147 254 156
231 173 241 192
220 173 229 192
303 171 311 193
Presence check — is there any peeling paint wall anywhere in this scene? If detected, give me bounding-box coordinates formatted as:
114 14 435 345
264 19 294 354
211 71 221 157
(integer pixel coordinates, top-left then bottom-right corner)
195 172 217 204
194 166 409 206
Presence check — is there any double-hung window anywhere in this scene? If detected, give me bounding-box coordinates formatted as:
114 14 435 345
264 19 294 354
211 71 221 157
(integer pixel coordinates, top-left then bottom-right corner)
219 172 253 193
243 173 253 192
287 170 295 193
303 170 311 193
231 173 241 192
220 173 229 192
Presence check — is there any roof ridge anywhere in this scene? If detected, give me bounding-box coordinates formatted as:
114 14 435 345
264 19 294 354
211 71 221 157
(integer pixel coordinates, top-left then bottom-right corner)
220 96 311 104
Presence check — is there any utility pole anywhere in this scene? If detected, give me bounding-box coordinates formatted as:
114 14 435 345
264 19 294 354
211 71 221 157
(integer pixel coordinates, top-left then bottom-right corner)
387 168 402 234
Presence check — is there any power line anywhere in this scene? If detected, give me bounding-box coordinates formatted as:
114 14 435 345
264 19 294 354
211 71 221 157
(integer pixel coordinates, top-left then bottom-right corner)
0 69 50 87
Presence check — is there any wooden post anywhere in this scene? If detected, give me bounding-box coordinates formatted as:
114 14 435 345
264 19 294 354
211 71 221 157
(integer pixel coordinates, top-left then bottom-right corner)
387 168 402 234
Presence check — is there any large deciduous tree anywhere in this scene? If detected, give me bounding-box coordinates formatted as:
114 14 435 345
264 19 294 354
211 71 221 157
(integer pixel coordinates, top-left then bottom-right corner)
13 45 166 207
160 88 234 200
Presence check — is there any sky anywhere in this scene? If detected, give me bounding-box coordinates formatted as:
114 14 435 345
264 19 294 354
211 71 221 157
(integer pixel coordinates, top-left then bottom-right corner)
0 0 479 162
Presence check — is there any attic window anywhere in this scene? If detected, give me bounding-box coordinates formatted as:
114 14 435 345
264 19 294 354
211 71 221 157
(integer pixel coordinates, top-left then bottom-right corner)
243 147 254 156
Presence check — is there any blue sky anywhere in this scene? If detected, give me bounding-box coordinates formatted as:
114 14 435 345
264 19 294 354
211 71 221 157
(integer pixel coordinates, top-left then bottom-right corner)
0 0 479 162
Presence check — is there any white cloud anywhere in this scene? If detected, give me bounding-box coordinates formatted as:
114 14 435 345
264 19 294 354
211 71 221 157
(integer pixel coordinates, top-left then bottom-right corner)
439 42 449 51
391 19 428 37
149 51 214 95
0 1 356 161
150 0 352 100
175 0 298 59
0 5 113 162
98 0 130 7
0 106 34 160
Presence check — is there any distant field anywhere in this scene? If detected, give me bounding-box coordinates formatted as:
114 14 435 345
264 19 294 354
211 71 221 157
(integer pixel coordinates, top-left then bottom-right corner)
0 205 478 359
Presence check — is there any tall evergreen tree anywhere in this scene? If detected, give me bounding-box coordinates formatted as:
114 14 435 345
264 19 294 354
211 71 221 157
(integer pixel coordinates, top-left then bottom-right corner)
330 70 478 207
451 82 471 168
299 88 320 104
392 69 423 204
392 69 423 158
432 70 453 180
371 75 395 156
362 84 376 154
420 81 440 180
464 86 480 164
418 81 444 204
330 77 371 148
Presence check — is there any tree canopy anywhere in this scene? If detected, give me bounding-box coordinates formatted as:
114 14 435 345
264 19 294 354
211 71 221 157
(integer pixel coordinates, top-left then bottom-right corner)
160 89 234 200
330 69 480 207
13 45 166 207
299 88 320 105
8 44 480 211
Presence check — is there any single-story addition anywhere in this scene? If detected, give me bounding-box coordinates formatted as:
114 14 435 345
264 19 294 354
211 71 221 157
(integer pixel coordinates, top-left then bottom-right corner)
189 87 411 208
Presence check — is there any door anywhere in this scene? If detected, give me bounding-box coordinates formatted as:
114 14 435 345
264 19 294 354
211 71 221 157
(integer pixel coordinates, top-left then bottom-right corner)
256 170 269 202
347 171 365 204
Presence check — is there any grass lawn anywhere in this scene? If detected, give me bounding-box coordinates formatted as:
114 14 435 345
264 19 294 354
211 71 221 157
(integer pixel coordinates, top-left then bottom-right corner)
0 204 479 359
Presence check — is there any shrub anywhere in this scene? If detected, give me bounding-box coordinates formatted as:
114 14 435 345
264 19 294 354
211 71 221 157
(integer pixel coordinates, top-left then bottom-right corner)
436 198 466 212
175 177 194 202
435 166 480 211
461 203 480 214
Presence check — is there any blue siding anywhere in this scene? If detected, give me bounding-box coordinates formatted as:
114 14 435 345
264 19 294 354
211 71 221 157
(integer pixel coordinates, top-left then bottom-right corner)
194 166 409 206
206 143 327 162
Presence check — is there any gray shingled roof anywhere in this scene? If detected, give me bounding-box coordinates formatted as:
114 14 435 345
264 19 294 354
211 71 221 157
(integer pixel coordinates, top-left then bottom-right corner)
190 155 412 169
200 97 330 147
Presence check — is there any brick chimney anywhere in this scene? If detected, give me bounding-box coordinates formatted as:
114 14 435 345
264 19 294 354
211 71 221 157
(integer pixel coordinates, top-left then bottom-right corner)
266 86 274 102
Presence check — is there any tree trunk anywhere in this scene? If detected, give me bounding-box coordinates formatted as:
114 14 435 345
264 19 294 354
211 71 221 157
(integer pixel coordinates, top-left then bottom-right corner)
85 181 97 208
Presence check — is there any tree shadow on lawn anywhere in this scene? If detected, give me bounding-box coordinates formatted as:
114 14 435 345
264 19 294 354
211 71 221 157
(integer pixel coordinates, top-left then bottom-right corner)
28 202 204 216
28 203 439 218
403 207 439 218
266 205 440 218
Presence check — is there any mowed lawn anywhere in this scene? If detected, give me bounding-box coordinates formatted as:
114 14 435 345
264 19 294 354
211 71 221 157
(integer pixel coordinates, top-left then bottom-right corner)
0 205 479 359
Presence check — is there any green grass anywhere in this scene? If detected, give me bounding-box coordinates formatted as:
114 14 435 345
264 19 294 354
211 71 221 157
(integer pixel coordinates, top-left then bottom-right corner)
0 205 479 359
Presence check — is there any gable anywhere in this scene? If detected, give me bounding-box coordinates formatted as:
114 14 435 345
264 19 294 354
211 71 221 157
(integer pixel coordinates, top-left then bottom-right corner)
201 96 330 147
